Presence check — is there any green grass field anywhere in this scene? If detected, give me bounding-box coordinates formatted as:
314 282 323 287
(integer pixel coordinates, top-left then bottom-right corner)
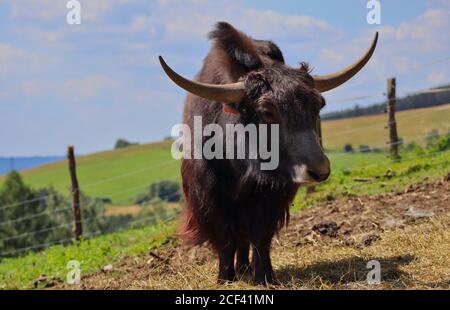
0 141 180 205
0 104 449 205
322 104 450 150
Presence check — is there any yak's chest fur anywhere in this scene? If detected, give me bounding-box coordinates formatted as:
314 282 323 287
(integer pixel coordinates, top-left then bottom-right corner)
180 158 299 248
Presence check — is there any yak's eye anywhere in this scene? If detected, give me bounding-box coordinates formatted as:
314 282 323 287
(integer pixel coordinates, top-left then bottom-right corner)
319 98 326 109
259 109 277 122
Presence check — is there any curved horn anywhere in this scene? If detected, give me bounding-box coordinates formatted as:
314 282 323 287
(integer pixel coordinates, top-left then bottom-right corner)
313 32 379 93
159 56 245 103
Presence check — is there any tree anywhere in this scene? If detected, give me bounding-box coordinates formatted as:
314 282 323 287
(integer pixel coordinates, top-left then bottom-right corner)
114 139 138 149
0 171 106 257
135 180 181 205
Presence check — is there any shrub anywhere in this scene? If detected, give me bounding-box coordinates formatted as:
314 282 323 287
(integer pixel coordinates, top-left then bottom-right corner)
404 141 425 155
427 131 450 152
359 145 371 153
425 129 440 149
344 144 354 153
135 180 181 205
114 139 138 149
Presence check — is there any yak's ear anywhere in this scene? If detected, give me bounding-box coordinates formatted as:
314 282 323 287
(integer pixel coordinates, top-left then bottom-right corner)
209 22 262 78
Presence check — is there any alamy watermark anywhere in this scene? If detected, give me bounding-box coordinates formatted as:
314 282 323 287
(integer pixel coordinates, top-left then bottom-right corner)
66 260 81 285
366 260 381 284
171 116 280 170
367 0 381 25
66 0 81 25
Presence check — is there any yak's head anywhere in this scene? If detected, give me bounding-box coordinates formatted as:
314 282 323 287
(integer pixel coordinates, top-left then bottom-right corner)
159 22 378 185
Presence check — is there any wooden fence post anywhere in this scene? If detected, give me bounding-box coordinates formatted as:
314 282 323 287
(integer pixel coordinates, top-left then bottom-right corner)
67 146 82 240
387 78 400 158
307 117 323 194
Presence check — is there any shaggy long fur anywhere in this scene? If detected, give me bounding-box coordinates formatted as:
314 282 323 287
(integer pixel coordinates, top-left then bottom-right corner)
179 22 326 284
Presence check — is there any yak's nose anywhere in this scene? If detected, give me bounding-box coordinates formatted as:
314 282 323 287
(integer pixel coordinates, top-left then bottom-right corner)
307 156 330 182
292 156 330 185
307 167 330 182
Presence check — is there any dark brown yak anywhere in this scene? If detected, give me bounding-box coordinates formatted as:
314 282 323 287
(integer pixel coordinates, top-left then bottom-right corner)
159 22 378 285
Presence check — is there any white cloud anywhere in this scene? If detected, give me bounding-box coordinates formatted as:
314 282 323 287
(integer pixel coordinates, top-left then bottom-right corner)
237 8 332 38
60 75 120 101
320 6 450 109
318 48 344 66
15 27 65 44
145 1 334 43
377 9 450 53
0 43 60 77
7 0 138 23
8 0 66 22
427 71 446 85
21 80 42 96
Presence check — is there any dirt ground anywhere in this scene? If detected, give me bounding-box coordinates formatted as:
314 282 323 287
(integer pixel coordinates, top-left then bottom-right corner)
59 176 450 290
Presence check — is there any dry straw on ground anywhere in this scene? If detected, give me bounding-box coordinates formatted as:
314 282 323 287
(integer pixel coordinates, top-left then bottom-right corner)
58 180 450 290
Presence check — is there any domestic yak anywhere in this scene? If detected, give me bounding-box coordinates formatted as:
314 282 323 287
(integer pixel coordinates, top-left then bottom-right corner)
159 22 378 285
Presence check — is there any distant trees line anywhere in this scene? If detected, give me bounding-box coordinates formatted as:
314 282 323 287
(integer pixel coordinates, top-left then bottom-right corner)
322 84 450 120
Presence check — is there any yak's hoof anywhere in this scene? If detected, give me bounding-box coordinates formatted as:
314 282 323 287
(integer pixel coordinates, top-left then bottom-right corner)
217 270 236 284
254 274 280 286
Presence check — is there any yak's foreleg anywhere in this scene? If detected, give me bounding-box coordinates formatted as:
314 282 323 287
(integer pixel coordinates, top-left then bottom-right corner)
235 240 251 277
251 238 278 285
217 241 236 284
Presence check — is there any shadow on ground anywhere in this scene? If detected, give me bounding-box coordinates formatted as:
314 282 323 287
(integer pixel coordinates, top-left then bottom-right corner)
275 255 415 288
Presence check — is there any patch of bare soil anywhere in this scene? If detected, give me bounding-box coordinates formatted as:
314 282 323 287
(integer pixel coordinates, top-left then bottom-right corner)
286 179 449 249
58 177 450 290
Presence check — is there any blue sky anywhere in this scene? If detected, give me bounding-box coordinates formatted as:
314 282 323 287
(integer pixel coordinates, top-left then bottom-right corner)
0 0 449 156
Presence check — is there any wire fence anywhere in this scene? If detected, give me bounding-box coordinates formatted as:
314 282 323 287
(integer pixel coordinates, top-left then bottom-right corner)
2 138 447 256
0 159 179 211
0 208 182 257
0 130 445 223
0 170 182 257
3 145 447 257
0 231 103 257
0 55 449 258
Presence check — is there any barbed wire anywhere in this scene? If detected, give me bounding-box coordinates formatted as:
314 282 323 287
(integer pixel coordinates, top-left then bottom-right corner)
3 146 447 257
0 173 181 243
0 231 102 257
0 206 72 226
0 192 64 212
83 159 178 188
0 159 179 212
395 56 450 78
0 222 72 243
339 147 450 172
0 208 182 257
323 105 449 140
1 145 448 256
1 126 446 225
327 131 440 158
326 55 450 95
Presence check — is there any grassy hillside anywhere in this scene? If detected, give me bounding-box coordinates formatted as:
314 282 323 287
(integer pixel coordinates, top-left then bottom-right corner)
322 104 450 150
0 141 180 205
1 105 448 205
